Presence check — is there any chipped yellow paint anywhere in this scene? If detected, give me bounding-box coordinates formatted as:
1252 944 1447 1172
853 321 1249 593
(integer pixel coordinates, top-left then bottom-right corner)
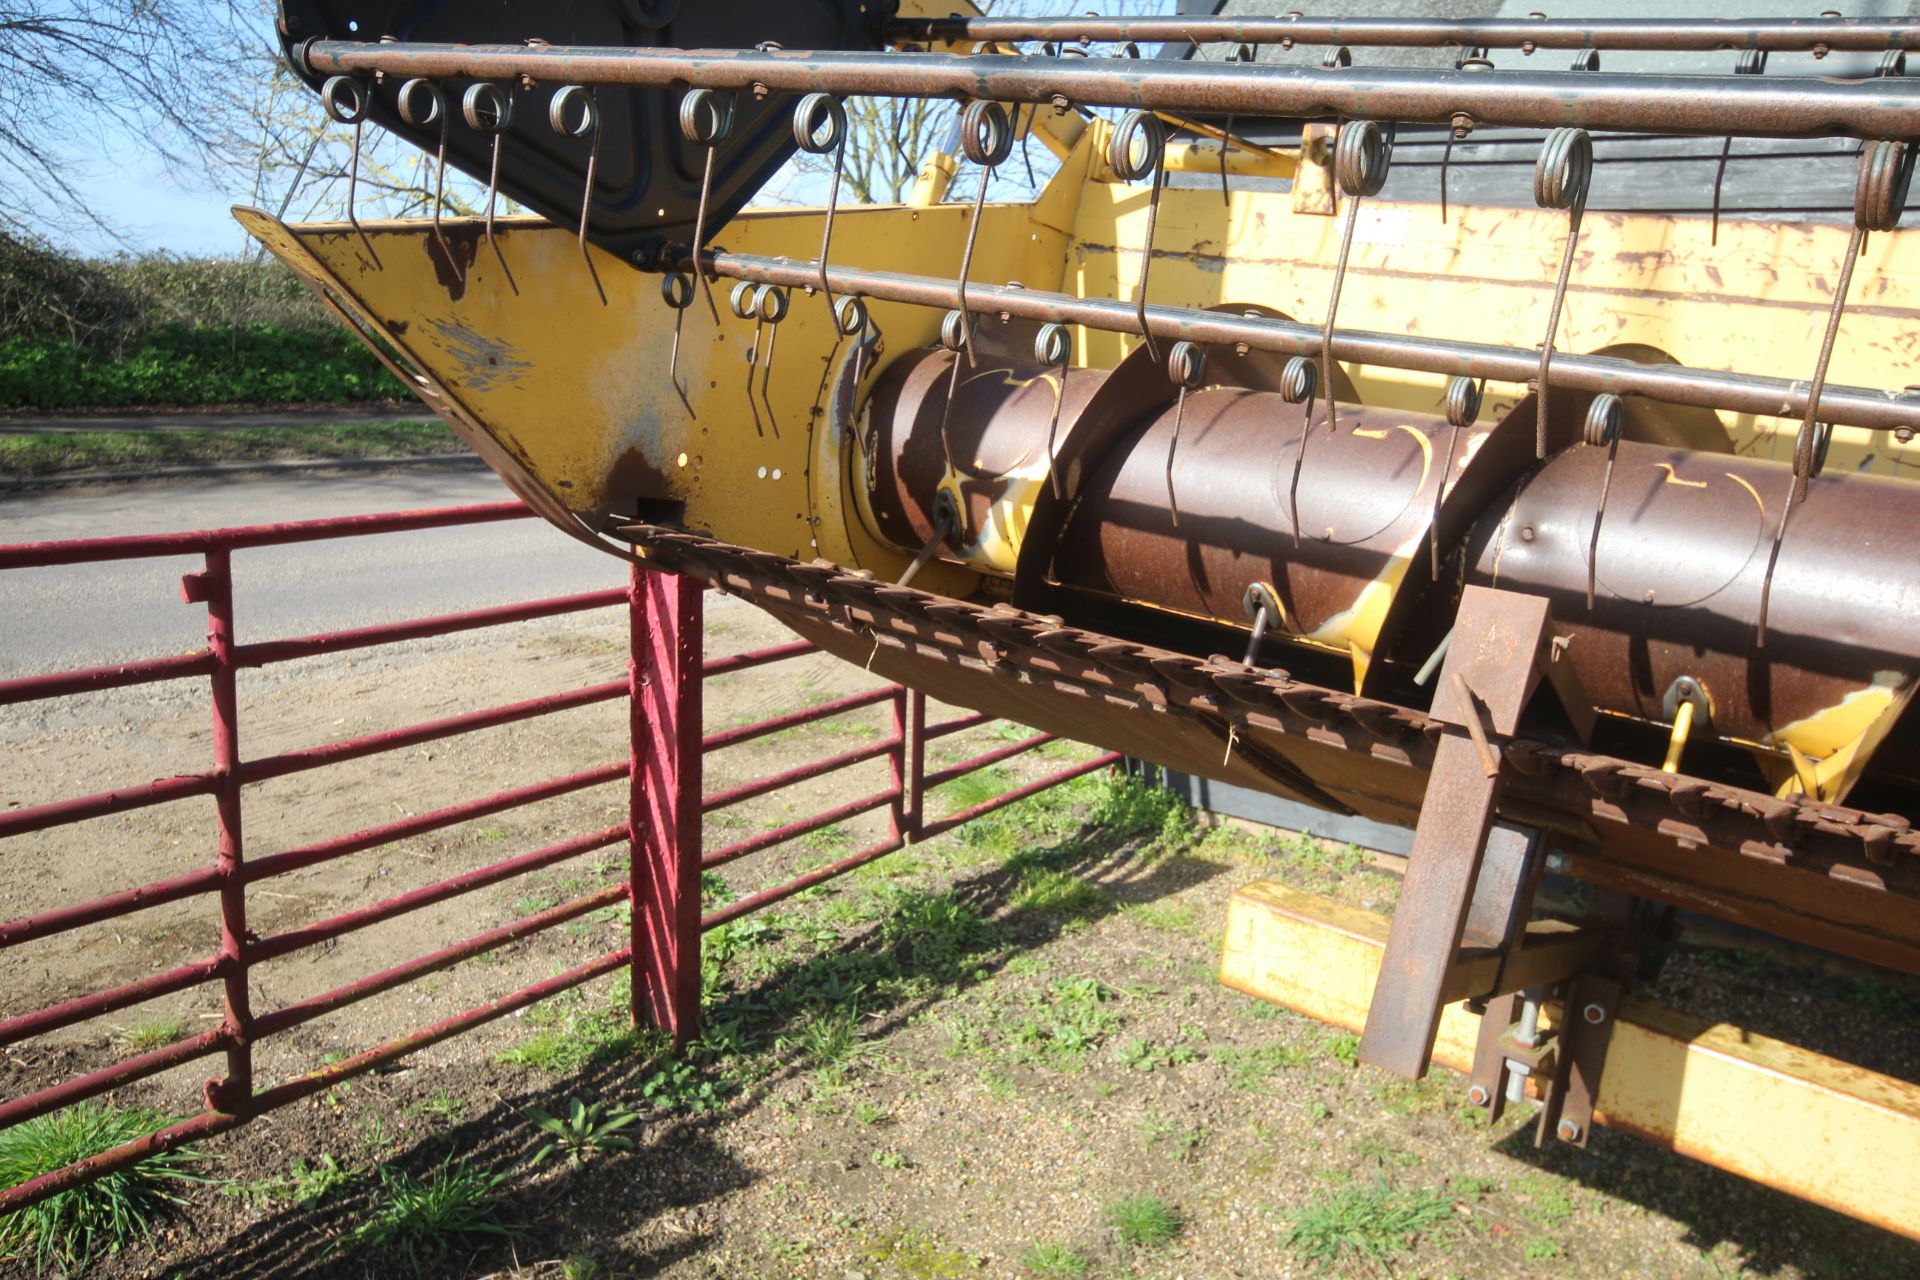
1299 425 1434 691
1763 671 1915 802
1652 462 1710 490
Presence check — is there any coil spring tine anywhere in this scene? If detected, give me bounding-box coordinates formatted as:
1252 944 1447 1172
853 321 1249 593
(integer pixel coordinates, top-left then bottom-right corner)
661 272 697 417
1278 354 1318 549
1319 120 1391 440
954 100 1012 374
681 89 735 324
1583 393 1624 610
935 308 970 478
548 85 607 306
1431 376 1481 580
751 285 788 439
1712 52 1767 247
1035 323 1071 499
794 94 848 315
463 84 519 297
1110 110 1167 363
321 77 381 270
398 79 452 270
1534 127 1593 458
1165 341 1207 527
729 282 764 437
1219 44 1255 206
1757 139 1910 647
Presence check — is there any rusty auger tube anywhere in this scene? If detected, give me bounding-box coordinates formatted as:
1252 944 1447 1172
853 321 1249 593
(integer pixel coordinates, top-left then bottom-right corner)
297 42 1920 142
887 15 1920 56
681 249 1920 436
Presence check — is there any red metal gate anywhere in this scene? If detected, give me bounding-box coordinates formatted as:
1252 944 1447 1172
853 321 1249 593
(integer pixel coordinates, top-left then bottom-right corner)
0 502 1116 1214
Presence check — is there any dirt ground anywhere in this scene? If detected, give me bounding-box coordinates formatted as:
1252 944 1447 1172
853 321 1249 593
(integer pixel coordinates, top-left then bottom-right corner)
4 597 1919 1279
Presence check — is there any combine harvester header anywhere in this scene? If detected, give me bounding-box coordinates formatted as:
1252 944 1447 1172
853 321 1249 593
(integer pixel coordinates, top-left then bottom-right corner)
247 0 1920 1236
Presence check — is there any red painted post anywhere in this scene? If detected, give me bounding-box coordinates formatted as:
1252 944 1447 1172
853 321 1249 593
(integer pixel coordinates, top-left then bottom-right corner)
184 549 252 1112
886 688 909 846
628 562 704 1045
905 690 927 840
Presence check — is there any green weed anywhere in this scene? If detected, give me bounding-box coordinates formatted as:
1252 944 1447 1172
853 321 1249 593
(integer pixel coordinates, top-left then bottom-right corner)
1105 1195 1183 1248
222 1154 357 1208
114 1016 185 1054
527 1098 642 1166
1021 1241 1091 1276
344 1159 517 1274
1280 1179 1455 1271
1011 867 1107 918
496 1009 644 1073
0 1104 206 1274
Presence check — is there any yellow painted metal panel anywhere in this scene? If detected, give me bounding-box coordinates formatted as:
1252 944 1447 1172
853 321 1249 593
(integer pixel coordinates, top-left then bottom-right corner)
1219 880 1920 1241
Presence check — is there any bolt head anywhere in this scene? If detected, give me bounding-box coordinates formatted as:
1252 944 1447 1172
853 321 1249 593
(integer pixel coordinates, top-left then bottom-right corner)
1467 1084 1490 1107
1582 1002 1607 1024
1556 1119 1582 1142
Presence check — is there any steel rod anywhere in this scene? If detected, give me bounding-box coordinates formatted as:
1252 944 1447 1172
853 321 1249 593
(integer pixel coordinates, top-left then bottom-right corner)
299 42 1920 142
687 250 1920 434
888 15 1920 55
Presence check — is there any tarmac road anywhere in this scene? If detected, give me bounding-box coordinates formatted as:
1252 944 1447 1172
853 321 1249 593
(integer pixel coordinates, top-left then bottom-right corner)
0 469 627 679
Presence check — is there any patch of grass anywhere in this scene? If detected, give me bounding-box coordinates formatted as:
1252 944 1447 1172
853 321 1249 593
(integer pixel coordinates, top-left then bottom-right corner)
1105 1195 1183 1248
223 1154 357 1208
1215 1041 1312 1091
871 1148 908 1171
496 1008 644 1074
1021 1241 1091 1276
1280 1179 1455 1271
932 765 1016 813
1011 866 1107 918
115 1015 185 1053
1089 773 1191 845
1122 900 1199 932
0 420 458 476
1011 977 1121 1068
852 1100 889 1126
859 1227 979 1277
345 1158 517 1274
1326 1030 1362 1068
1512 1174 1577 1229
0 1104 207 1274
527 1097 642 1167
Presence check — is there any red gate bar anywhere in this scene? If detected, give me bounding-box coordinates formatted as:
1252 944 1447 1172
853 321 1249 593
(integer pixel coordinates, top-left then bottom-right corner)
0 503 1113 1219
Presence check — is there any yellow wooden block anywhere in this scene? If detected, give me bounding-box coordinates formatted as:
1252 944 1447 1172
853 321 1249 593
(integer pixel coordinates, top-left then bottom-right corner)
1219 880 1920 1242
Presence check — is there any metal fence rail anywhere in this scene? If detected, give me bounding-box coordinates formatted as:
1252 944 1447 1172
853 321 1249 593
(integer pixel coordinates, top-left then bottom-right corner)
0 502 1115 1216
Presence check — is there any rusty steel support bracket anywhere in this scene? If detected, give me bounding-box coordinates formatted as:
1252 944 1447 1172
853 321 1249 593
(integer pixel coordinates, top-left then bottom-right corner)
1360 586 1570 1078
1292 123 1339 216
629 564 705 1046
1538 971 1623 1149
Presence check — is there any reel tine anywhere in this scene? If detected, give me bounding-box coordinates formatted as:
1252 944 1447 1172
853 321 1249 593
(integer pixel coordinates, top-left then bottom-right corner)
398 79 452 274
1320 120 1391 439
1533 127 1594 458
794 94 848 314
661 271 697 416
755 284 789 439
462 83 519 297
1582 394 1624 610
1035 323 1070 499
1278 354 1317 549
1713 52 1768 247
1431 376 1481 580
321 76 380 270
730 282 765 437
1758 139 1910 646
550 85 607 306
681 89 736 323
955 100 1013 370
1109 109 1167 363
1165 341 1207 527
